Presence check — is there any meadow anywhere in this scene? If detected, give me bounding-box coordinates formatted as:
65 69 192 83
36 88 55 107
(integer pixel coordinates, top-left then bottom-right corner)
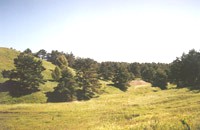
0 47 200 130
0 81 200 130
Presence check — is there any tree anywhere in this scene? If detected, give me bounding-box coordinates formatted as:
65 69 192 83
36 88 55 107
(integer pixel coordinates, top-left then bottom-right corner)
35 49 47 59
74 58 101 100
65 52 75 67
98 62 116 80
152 69 168 90
2 70 18 80
129 62 141 78
51 66 61 81
112 65 132 91
23 48 32 54
52 68 78 102
47 50 63 65
141 65 155 83
169 58 183 87
2 53 45 90
170 49 200 89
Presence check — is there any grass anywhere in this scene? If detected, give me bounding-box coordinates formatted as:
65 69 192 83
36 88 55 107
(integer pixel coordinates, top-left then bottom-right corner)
0 47 19 71
0 48 200 129
0 81 58 104
0 47 20 83
0 82 200 130
0 47 58 104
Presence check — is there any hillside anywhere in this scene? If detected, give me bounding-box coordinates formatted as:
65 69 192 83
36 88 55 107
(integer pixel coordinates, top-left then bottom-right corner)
0 47 20 71
0 47 57 103
0 83 199 129
0 47 20 82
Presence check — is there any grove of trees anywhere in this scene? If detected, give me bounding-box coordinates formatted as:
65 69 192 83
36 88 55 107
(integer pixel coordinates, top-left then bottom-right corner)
2 48 200 102
169 49 200 89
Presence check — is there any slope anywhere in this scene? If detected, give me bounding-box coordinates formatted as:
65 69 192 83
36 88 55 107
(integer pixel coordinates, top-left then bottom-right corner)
0 47 20 82
0 82 199 129
0 47 57 103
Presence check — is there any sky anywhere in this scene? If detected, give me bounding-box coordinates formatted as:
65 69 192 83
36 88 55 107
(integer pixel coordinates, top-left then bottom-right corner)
0 0 200 63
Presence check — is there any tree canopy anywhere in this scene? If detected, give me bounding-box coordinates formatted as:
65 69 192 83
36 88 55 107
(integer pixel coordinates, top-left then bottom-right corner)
170 49 200 89
2 52 45 90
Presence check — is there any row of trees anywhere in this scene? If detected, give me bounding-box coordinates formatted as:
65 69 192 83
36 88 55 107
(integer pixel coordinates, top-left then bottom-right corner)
23 48 168 90
50 57 101 102
98 62 169 89
23 48 75 67
97 49 200 90
2 48 200 102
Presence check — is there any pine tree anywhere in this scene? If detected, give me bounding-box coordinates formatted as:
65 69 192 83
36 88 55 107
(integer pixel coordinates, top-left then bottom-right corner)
3 53 45 90
112 65 131 91
74 58 101 100
53 68 78 101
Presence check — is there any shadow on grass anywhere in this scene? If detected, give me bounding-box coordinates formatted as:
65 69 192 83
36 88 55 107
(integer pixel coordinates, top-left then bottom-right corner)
0 80 39 97
46 91 68 103
46 90 91 103
108 83 127 92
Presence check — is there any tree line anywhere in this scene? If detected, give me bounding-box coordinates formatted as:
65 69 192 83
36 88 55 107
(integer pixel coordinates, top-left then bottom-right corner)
2 48 200 102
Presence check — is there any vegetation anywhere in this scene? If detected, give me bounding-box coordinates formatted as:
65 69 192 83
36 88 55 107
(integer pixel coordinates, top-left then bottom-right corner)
0 48 57 103
0 47 200 129
2 53 45 91
51 66 61 81
0 47 19 82
170 49 200 89
0 82 200 129
48 67 78 102
74 58 101 100
112 64 132 91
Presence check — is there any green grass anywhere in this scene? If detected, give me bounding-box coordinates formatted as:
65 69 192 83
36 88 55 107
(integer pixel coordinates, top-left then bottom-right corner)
42 60 56 80
0 47 56 81
0 47 19 71
0 47 58 104
0 47 20 83
0 47 200 129
0 81 58 104
0 82 199 130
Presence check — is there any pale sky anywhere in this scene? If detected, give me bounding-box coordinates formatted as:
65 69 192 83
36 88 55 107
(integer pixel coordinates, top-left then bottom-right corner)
0 0 200 63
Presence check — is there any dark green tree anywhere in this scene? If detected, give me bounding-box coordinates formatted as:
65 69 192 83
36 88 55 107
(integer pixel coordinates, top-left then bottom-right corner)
23 48 32 55
52 68 78 102
2 70 18 80
141 65 155 83
35 49 47 59
74 58 101 100
98 62 116 80
2 53 45 90
152 69 168 89
65 52 75 67
170 49 200 89
129 62 141 78
47 50 63 65
112 65 132 91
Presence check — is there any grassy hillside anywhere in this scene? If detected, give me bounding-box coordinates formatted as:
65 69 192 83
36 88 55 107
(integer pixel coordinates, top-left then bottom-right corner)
0 82 199 129
0 47 20 71
0 47 20 82
0 47 57 103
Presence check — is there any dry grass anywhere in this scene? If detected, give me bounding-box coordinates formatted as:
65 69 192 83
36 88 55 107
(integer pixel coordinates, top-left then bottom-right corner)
0 82 199 130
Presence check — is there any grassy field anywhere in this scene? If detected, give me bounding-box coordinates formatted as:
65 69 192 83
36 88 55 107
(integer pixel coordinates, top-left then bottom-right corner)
0 81 200 130
0 48 200 129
